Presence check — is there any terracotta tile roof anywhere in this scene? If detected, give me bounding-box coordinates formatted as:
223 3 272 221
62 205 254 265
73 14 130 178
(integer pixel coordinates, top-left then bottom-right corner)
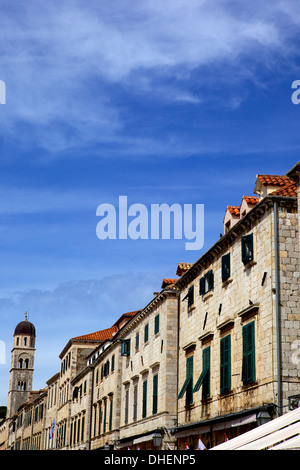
72 325 118 342
256 175 292 187
271 181 297 197
243 196 259 205
176 263 193 277
112 310 140 327
161 278 177 288
227 205 240 216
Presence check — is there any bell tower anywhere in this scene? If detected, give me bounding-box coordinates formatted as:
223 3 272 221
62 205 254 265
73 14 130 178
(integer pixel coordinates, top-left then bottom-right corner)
7 313 36 418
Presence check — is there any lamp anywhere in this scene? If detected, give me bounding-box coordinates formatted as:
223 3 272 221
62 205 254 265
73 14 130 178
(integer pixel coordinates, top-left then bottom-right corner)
256 406 272 426
104 442 110 450
152 431 162 447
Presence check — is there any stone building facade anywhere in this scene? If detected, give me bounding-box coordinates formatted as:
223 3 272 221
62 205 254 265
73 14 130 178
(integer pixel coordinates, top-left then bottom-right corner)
0 161 299 451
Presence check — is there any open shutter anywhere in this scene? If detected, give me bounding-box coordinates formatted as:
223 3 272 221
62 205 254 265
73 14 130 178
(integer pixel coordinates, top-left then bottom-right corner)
178 356 193 405
193 346 210 398
188 285 194 306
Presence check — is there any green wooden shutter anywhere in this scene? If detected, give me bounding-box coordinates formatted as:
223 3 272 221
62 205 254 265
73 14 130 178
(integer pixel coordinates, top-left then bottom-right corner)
188 285 194 306
220 335 231 393
242 322 255 384
103 400 107 433
193 346 210 395
152 374 158 414
109 398 113 431
185 356 194 405
154 314 160 334
142 380 147 418
178 356 193 404
144 323 149 343
202 347 210 398
199 277 205 295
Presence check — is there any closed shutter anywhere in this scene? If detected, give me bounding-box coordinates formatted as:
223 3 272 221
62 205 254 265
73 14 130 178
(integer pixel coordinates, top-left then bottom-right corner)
142 380 147 418
152 375 158 414
199 277 205 295
242 322 255 384
154 314 160 334
144 323 149 343
220 335 231 393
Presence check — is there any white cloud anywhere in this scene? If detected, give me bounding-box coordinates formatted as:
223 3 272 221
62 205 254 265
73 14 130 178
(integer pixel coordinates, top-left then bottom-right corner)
0 0 299 153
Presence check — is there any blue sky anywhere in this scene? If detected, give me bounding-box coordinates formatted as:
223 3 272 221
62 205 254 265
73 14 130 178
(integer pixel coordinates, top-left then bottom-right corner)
0 0 300 405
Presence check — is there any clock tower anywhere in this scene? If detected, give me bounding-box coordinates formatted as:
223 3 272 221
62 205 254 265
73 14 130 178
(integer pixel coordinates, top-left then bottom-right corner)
7 313 36 418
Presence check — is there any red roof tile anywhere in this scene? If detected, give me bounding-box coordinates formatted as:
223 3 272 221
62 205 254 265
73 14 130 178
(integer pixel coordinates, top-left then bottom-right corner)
271 181 297 198
72 325 118 342
243 196 259 205
227 205 240 216
176 263 193 277
256 175 292 186
161 278 177 288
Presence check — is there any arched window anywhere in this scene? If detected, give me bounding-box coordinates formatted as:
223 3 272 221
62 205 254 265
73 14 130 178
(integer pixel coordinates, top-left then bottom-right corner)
24 358 29 369
24 337 27 346
24 382 26 391
18 358 23 368
16 337 19 346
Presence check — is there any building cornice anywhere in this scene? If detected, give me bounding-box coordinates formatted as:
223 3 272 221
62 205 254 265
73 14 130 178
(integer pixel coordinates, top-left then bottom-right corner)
175 194 296 289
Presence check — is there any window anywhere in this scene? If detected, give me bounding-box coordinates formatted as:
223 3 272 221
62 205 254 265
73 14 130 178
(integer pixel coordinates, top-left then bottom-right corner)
103 400 107 434
125 390 129 424
109 398 113 431
154 314 160 334
178 356 193 406
242 321 255 384
182 285 194 307
121 339 131 356
193 347 210 398
152 374 158 415
142 380 147 418
199 270 214 295
111 354 115 372
133 385 138 421
144 323 149 343
135 332 139 350
18 358 23 368
83 380 87 394
220 335 231 393
222 253 231 281
242 233 254 264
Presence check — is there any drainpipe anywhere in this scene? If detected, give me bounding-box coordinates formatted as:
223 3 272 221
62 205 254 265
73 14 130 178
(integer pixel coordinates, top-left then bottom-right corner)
274 200 282 416
88 365 94 450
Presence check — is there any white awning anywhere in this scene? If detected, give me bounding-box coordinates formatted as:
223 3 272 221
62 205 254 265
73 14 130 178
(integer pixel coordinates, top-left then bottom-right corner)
133 434 155 445
175 412 256 438
211 407 300 450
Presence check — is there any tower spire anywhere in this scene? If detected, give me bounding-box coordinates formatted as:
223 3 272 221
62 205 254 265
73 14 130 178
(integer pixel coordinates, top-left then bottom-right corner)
24 311 27 321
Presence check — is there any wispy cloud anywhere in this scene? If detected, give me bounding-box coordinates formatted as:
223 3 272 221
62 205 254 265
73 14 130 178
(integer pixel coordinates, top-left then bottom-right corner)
0 0 299 154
